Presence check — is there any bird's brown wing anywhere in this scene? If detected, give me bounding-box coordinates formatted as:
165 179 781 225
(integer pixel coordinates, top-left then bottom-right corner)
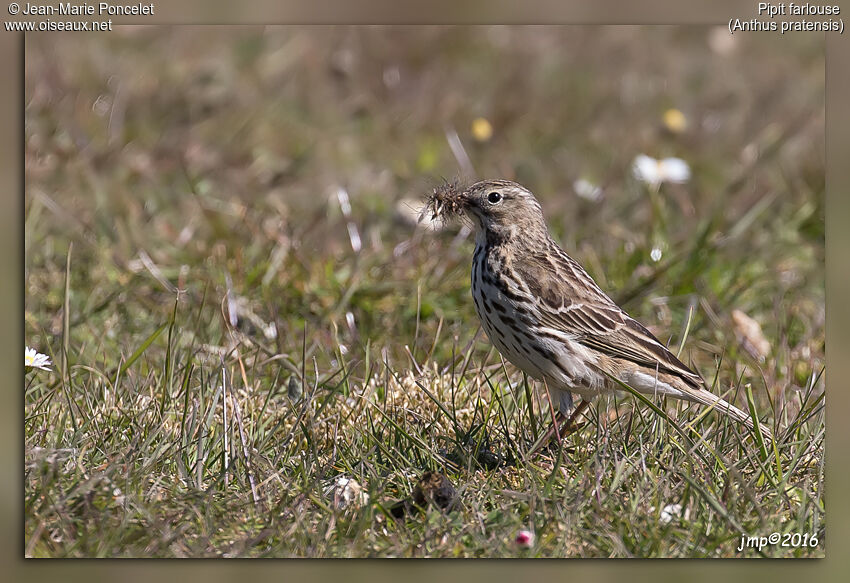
514 249 703 387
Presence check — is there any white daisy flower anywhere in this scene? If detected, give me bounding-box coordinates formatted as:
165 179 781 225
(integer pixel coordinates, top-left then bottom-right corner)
659 503 684 524
650 247 663 262
25 347 52 371
573 178 603 202
632 155 691 187
326 476 369 510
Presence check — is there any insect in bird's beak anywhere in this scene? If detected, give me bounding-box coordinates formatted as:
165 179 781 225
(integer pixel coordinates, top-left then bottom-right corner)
426 180 466 222
431 200 443 221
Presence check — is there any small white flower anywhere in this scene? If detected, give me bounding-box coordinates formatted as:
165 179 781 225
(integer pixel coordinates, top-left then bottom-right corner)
659 503 683 524
650 247 663 262
632 155 691 187
573 178 603 202
326 476 369 510
25 347 52 371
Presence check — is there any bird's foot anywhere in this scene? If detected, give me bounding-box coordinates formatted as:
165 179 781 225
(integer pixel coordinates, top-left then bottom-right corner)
525 400 590 458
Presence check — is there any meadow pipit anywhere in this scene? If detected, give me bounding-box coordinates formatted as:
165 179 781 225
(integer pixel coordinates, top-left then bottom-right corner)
428 179 773 449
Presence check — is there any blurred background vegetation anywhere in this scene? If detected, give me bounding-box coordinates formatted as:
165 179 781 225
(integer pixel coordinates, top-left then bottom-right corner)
24 26 824 557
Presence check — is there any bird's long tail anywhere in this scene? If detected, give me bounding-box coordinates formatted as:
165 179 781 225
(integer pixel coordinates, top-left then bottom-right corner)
678 385 774 442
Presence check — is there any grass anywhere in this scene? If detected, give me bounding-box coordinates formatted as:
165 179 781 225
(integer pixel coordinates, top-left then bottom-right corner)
24 26 824 557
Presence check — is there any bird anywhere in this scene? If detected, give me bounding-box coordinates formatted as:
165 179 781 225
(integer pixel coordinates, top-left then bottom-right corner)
427 179 773 450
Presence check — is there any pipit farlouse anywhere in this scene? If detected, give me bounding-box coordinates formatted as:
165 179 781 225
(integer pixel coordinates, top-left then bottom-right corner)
428 179 773 451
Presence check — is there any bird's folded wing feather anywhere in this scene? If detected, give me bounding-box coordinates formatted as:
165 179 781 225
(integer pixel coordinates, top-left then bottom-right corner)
515 251 702 387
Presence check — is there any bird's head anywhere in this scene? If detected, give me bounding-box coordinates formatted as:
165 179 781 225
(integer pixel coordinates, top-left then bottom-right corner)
428 179 548 244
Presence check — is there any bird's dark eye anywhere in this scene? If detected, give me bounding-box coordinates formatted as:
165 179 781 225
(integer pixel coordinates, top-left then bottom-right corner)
487 191 502 204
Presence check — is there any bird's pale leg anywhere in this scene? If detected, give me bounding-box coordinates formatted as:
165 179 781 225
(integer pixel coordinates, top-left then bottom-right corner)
527 411 566 457
557 399 590 436
543 378 563 442
527 399 590 457
527 379 566 456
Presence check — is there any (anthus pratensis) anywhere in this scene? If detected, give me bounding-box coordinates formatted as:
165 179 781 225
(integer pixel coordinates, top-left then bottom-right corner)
427 179 773 451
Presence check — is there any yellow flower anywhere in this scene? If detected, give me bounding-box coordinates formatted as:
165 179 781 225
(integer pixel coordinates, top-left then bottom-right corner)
663 108 688 133
471 117 493 142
